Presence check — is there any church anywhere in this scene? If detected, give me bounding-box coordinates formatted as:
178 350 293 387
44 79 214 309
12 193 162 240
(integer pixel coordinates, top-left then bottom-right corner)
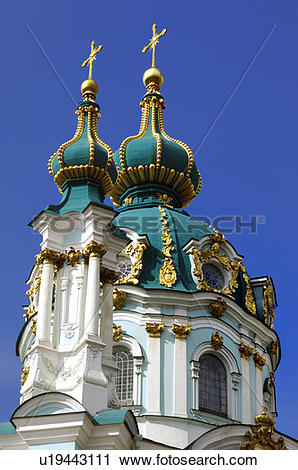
0 25 297 450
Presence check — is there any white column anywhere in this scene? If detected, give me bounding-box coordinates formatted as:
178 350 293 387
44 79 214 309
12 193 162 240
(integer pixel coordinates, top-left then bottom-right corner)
145 323 164 415
190 361 200 410
100 272 116 358
173 337 188 417
134 357 143 406
36 262 55 345
231 372 241 421
79 263 88 340
83 241 107 339
52 268 63 348
241 356 251 423
255 365 264 414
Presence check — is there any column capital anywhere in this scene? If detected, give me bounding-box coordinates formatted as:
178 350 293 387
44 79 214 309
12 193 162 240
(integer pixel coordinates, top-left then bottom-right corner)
145 322 164 337
82 241 107 262
101 266 120 284
239 342 254 360
35 248 65 268
253 352 266 370
172 323 191 339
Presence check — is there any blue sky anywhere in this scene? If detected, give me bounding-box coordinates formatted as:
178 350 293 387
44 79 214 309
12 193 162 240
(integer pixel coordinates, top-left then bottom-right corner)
0 0 297 439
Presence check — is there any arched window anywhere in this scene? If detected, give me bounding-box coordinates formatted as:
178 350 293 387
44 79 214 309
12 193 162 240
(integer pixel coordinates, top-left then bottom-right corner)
112 347 134 405
199 354 227 416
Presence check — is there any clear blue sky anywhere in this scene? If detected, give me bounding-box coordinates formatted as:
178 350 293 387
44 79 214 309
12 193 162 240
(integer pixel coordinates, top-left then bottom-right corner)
0 0 297 439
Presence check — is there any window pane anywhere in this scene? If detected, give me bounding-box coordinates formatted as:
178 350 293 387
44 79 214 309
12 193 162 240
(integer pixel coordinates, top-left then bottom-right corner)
199 354 227 415
112 348 134 405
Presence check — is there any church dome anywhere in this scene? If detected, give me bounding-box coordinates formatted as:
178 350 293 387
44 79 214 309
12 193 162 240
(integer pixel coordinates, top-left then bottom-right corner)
48 78 116 197
110 67 202 208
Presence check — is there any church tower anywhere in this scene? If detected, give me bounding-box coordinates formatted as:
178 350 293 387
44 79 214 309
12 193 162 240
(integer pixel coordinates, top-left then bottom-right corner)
0 27 296 450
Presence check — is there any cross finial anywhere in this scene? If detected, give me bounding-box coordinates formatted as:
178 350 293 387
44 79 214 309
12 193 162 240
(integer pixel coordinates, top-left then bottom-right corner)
81 41 103 80
142 23 167 68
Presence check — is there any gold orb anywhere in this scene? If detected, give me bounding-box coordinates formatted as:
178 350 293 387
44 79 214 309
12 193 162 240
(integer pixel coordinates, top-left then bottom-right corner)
81 79 98 97
143 68 164 90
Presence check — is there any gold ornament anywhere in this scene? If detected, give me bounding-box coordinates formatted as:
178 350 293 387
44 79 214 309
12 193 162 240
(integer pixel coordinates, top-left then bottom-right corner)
113 323 122 342
21 366 30 387
239 342 254 361
269 371 275 387
239 262 256 315
31 318 37 335
123 197 133 206
241 411 286 450
253 352 266 370
159 206 177 288
25 274 41 320
209 297 227 318
157 193 173 207
172 324 191 339
142 23 167 70
268 340 279 356
65 247 81 266
211 331 223 350
35 248 65 269
263 282 276 329
116 242 147 285
82 241 107 262
113 289 127 309
145 322 164 337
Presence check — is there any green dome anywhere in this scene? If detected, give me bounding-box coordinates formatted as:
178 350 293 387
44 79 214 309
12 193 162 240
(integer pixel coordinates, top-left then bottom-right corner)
111 90 202 208
49 100 116 195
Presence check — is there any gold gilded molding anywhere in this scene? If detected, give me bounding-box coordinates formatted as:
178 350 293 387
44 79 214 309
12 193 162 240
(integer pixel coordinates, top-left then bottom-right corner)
123 197 133 206
113 323 122 342
65 247 81 266
116 242 147 285
172 323 191 339
145 322 164 337
239 342 254 361
239 262 256 315
211 331 223 350
25 274 41 320
31 318 37 335
35 248 65 269
101 266 120 284
241 411 286 450
82 241 107 262
157 192 173 207
159 206 177 288
263 283 276 329
113 289 127 309
269 371 275 388
253 352 266 370
268 340 279 356
21 366 30 387
209 297 227 318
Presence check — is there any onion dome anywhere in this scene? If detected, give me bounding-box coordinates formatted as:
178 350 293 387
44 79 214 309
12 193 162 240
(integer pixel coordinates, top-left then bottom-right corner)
110 67 202 208
48 42 116 204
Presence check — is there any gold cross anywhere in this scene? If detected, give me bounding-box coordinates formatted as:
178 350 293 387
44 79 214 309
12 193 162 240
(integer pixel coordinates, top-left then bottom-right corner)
81 41 103 80
142 23 167 68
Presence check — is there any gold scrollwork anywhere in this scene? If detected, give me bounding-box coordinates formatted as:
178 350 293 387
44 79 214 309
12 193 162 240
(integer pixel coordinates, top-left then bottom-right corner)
101 266 120 284
172 323 191 339
65 247 81 266
21 366 30 387
35 248 65 269
209 297 227 318
113 323 122 342
25 274 41 320
123 197 133 206
157 192 173 207
263 283 276 329
211 331 223 350
239 262 256 315
241 411 286 450
253 352 266 370
113 289 127 309
239 342 254 361
82 241 107 262
31 318 37 335
145 322 164 337
116 242 147 285
159 206 177 288
267 340 279 356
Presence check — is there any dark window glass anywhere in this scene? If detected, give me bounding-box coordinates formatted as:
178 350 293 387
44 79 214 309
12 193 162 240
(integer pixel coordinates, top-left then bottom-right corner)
199 354 227 416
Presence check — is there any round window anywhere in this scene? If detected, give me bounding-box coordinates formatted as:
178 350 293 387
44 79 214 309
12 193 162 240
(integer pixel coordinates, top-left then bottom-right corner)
202 263 224 290
117 261 132 279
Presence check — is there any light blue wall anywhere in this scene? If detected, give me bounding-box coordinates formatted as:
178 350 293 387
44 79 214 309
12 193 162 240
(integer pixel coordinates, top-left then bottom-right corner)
249 358 256 420
161 327 175 416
